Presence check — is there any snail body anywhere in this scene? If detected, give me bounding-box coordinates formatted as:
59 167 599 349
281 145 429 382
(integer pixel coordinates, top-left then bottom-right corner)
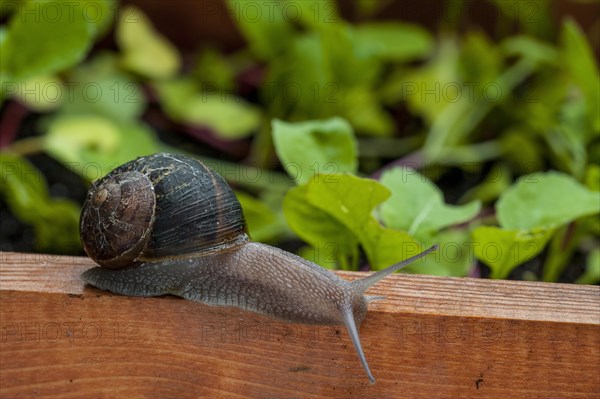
80 153 437 384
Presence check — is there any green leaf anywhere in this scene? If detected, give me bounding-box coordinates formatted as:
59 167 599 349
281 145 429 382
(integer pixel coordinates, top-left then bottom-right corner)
501 36 559 65
473 226 554 279
1 0 95 82
61 52 146 122
283 184 360 269
183 95 262 139
354 22 433 62
420 37 536 161
283 175 420 270
11 74 64 112
79 0 116 38
282 33 335 116
412 229 473 277
401 37 461 124
0 152 80 252
43 114 159 179
561 19 600 131
320 23 380 88
364 226 420 271
192 48 235 89
379 167 481 239
497 171 600 229
117 5 181 79
225 0 295 60
305 174 418 269
154 79 262 139
272 118 357 184
459 31 502 85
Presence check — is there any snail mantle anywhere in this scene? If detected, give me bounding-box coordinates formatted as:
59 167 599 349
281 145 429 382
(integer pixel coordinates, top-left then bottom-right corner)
1 251 599 398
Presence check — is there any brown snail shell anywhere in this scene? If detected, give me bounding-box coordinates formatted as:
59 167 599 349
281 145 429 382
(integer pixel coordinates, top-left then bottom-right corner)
80 153 247 268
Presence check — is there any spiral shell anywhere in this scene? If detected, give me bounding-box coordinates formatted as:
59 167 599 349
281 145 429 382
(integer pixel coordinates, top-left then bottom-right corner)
80 153 247 268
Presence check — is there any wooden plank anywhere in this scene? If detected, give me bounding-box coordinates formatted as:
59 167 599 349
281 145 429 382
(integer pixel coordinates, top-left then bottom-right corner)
1 251 599 398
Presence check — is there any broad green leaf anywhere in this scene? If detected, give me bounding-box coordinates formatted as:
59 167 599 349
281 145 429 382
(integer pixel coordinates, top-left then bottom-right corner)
501 36 559 65
473 225 554 279
0 152 80 252
283 184 359 266
192 48 235 89
319 23 380 88
61 53 146 122
283 175 420 270
1 0 95 82
79 0 116 38
459 31 501 85
1 153 46 206
402 37 461 124
117 5 181 79
364 225 420 271
561 19 600 131
180 94 261 139
44 114 159 179
411 229 473 277
354 22 433 62
154 79 261 139
11 74 63 112
284 33 334 116
272 118 357 184
225 0 295 60
497 171 600 229
269 23 380 121
305 174 418 269
380 167 481 239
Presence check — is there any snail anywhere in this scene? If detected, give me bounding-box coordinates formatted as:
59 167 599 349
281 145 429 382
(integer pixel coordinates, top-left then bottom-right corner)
80 153 437 384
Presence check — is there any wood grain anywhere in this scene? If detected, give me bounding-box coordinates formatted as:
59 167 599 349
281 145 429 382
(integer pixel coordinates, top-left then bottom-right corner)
1 251 599 398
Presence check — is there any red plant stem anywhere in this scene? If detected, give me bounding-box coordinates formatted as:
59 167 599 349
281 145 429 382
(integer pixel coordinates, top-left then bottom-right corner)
0 101 29 148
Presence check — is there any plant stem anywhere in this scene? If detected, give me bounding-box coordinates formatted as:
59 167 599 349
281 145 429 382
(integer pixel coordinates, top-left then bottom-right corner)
542 222 579 282
3 137 45 156
0 101 29 148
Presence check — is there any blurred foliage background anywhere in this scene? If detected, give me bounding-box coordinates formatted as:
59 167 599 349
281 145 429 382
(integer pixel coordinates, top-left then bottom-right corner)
0 0 599 283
